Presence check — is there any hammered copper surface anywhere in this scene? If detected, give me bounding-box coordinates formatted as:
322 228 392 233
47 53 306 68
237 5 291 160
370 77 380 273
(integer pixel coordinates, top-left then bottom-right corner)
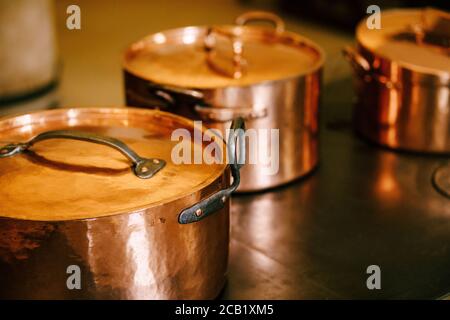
347 8 450 153
123 11 324 191
0 108 230 299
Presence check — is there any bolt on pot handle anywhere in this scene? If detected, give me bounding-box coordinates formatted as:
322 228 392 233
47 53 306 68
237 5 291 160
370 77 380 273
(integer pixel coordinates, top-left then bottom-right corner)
0 130 166 179
178 117 245 224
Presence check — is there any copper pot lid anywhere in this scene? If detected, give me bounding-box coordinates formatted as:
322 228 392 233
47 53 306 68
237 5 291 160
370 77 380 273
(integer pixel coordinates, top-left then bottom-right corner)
0 108 226 221
356 8 450 76
123 11 324 89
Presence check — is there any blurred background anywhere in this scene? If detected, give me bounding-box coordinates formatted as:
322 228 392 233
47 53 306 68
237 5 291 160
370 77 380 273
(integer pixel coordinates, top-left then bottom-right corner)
1 0 447 112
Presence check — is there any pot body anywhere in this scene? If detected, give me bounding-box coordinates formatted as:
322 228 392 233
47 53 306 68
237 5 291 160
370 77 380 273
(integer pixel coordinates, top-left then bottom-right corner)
350 45 450 154
0 183 229 299
125 67 321 192
0 108 232 299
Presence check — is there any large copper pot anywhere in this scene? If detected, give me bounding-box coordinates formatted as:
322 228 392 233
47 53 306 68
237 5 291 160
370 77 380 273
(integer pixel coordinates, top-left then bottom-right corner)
0 107 244 299
344 8 450 153
123 11 325 192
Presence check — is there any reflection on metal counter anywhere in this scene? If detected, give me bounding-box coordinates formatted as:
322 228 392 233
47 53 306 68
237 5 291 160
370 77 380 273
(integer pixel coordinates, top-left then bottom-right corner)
224 79 450 299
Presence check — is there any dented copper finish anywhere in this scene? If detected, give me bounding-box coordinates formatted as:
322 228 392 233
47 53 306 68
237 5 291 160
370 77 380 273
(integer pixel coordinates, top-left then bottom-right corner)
345 8 450 153
0 108 231 299
123 11 324 192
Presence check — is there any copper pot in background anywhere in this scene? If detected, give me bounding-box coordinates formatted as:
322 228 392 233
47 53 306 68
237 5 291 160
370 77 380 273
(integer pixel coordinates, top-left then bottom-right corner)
123 11 325 192
344 8 450 154
0 108 244 299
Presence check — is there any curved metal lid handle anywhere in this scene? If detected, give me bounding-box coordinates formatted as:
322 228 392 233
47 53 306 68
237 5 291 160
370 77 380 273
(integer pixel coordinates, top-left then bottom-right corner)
409 8 449 53
235 11 285 34
0 130 166 179
204 11 285 80
204 26 246 80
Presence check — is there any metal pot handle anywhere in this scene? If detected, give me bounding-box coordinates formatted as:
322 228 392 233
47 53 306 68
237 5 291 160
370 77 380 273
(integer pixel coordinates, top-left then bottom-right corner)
342 46 371 73
146 83 267 121
342 46 399 89
411 8 450 51
147 83 205 103
178 117 245 224
0 130 166 179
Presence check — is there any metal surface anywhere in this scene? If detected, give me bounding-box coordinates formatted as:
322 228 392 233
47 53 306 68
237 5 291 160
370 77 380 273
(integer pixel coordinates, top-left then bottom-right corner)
222 78 450 299
346 8 450 153
0 130 166 179
0 107 231 299
123 11 324 191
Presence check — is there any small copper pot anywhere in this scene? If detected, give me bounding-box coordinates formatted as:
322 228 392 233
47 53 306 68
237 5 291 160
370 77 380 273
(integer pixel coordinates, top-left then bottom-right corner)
344 8 450 153
123 11 325 192
0 107 244 299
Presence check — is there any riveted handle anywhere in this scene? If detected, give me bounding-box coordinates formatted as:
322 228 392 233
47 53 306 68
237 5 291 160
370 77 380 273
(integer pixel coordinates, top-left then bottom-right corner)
0 130 166 179
178 117 245 224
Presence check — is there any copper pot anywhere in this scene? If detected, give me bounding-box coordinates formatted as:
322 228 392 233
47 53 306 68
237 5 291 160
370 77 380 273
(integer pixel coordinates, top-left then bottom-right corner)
344 8 450 153
0 107 244 299
123 11 325 192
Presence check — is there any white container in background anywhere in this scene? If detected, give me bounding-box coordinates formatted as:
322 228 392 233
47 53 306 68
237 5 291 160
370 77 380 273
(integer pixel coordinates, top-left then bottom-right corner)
0 0 57 99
